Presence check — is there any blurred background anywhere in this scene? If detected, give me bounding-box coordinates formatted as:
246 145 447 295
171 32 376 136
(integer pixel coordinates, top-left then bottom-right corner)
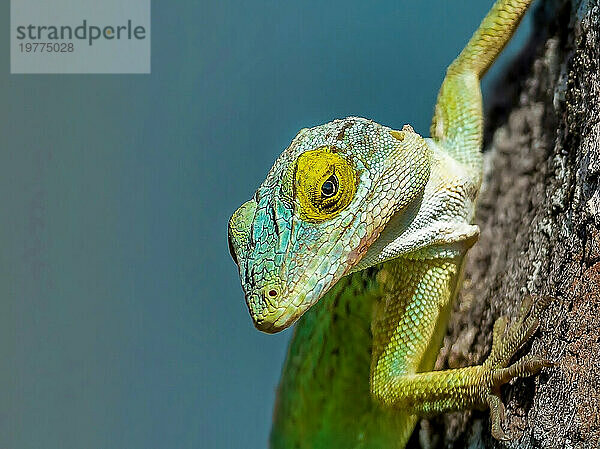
1 1 532 448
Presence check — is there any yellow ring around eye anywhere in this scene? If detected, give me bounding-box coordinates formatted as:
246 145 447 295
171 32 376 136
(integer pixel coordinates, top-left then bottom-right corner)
295 146 357 222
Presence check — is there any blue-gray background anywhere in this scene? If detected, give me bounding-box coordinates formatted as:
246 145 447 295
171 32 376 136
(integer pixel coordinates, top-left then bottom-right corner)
1 1 531 448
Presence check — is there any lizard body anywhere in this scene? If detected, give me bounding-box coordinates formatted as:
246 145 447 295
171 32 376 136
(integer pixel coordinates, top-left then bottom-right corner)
228 1 551 447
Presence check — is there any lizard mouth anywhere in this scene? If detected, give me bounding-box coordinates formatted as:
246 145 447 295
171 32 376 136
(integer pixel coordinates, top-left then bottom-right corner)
245 285 302 333
249 301 304 334
253 315 292 334
246 261 345 333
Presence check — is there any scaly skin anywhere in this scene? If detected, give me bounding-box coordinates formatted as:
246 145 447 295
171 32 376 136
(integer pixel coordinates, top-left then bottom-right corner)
228 1 551 447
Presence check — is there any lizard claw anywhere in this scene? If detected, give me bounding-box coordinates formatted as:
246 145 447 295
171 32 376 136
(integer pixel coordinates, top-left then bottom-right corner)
487 393 508 440
484 295 553 370
483 295 554 440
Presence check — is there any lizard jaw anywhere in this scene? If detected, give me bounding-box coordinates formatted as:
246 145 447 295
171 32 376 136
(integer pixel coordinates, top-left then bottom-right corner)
246 279 327 333
252 309 299 334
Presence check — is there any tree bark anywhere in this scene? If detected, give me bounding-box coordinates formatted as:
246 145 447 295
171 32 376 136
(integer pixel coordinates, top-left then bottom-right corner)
412 1 600 447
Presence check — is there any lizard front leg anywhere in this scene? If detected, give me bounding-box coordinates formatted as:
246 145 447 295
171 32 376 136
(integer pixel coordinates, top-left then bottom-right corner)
371 257 552 439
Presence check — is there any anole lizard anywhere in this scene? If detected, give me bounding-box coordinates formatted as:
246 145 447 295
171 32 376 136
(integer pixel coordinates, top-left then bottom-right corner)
228 0 552 447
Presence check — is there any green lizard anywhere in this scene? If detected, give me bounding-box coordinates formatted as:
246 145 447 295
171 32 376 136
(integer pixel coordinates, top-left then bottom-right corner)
228 0 552 447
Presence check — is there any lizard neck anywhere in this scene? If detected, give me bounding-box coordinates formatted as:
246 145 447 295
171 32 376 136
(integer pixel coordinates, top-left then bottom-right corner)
270 263 416 448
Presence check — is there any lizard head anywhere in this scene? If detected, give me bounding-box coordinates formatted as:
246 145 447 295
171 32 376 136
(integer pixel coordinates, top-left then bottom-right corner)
228 117 431 333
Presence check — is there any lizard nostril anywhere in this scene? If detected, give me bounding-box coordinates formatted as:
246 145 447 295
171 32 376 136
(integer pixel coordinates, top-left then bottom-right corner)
268 289 278 298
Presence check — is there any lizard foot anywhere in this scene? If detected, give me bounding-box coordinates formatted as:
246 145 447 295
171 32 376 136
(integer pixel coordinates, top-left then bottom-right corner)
482 295 554 440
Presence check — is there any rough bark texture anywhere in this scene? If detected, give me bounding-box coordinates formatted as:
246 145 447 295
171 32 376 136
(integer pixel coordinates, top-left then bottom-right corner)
411 1 600 448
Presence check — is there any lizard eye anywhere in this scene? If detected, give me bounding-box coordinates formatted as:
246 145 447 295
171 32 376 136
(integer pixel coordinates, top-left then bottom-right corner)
294 146 357 222
321 175 338 198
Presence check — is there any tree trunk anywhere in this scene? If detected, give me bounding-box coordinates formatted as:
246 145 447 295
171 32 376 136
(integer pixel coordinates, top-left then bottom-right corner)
412 1 600 447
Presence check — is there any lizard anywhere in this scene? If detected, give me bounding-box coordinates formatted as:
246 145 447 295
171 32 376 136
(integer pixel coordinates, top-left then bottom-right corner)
228 0 552 447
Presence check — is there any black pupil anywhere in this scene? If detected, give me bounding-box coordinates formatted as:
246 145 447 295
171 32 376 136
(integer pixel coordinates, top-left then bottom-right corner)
321 175 338 197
